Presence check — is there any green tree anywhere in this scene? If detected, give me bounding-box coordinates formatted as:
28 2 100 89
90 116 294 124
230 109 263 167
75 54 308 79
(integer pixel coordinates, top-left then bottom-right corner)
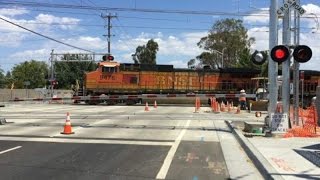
11 60 48 88
54 54 97 89
0 68 5 88
5 71 14 89
197 18 254 69
187 58 196 69
132 39 159 64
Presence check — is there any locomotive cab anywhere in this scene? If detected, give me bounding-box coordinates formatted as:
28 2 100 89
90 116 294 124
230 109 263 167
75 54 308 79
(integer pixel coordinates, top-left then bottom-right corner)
99 61 120 73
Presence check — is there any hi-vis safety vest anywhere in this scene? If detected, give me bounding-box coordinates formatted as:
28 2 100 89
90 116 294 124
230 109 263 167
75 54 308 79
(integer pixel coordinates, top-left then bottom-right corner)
239 93 246 101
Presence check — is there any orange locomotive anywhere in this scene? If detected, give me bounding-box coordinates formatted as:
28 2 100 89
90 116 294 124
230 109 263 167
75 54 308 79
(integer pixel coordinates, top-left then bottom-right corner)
79 58 320 105
84 59 260 96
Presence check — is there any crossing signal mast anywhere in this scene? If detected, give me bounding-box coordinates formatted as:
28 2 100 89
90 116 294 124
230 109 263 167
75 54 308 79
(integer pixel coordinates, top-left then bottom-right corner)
251 0 313 132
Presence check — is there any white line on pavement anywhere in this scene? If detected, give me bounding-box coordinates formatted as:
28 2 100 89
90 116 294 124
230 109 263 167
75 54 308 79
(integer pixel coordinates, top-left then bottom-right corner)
156 119 191 179
0 146 22 154
0 137 173 146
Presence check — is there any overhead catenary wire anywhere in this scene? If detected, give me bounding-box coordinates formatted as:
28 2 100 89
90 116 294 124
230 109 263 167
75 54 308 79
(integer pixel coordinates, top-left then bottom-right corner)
0 16 94 53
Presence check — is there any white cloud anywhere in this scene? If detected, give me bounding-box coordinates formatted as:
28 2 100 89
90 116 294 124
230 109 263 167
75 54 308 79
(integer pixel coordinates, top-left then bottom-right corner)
248 27 269 51
92 31 207 65
10 49 49 59
0 32 27 47
62 36 105 50
168 60 188 68
243 8 269 24
0 8 29 17
35 14 81 30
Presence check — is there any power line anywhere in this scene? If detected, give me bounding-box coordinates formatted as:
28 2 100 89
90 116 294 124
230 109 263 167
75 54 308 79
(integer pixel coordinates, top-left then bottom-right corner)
1 1 320 19
0 1 270 17
0 16 94 53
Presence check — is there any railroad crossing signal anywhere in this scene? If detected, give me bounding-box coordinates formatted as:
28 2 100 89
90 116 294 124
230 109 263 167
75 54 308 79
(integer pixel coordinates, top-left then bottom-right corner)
102 55 114 61
270 45 290 63
251 50 267 65
270 45 312 63
293 45 312 63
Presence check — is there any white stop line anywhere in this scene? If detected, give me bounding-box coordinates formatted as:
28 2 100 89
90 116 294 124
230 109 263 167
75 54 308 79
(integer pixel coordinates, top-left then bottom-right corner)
0 146 22 155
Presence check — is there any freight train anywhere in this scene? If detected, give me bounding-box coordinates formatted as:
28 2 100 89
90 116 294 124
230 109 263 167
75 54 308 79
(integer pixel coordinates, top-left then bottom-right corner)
75 58 320 105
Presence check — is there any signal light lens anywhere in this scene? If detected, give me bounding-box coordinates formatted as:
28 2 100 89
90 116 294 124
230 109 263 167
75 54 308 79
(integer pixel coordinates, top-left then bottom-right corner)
251 50 267 65
107 55 114 61
102 55 114 61
293 45 312 63
275 49 285 59
270 45 290 63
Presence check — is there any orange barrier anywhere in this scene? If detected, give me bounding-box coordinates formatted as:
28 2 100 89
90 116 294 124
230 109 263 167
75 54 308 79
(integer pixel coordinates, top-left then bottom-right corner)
284 105 319 138
61 112 74 135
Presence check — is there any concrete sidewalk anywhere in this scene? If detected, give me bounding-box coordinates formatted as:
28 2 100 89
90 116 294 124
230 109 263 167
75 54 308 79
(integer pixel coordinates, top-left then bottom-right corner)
226 120 320 180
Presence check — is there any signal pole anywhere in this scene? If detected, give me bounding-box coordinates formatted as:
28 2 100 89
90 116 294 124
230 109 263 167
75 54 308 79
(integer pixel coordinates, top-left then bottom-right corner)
101 13 117 54
293 0 300 125
268 0 278 126
282 0 291 120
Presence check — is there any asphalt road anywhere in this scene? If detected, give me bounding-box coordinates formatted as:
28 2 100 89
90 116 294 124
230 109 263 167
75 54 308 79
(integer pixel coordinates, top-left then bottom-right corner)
0 103 262 179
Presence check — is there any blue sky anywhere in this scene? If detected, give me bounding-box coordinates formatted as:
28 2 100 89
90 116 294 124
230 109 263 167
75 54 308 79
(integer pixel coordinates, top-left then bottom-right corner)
0 0 320 72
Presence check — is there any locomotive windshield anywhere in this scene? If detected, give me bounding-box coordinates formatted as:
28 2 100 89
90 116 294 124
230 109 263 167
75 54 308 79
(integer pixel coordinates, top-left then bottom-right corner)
102 66 117 73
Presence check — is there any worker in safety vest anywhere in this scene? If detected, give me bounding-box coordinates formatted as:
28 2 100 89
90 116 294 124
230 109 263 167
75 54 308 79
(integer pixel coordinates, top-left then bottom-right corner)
239 89 247 110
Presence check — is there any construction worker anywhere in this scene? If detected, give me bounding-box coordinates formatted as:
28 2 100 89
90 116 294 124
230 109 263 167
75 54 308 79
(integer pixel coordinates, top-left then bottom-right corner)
239 89 247 110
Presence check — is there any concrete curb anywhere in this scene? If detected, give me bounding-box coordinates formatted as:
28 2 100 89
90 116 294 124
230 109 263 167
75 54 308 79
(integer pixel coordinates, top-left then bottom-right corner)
225 120 284 180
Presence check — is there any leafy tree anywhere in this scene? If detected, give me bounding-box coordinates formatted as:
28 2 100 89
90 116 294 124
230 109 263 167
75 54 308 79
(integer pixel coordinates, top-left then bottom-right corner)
132 39 159 64
4 71 14 89
54 54 97 89
11 60 48 88
187 59 196 69
197 18 254 68
0 68 5 88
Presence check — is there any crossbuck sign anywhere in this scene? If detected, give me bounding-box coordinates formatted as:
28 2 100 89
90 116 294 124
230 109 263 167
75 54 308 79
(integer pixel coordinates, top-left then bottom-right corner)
277 0 306 15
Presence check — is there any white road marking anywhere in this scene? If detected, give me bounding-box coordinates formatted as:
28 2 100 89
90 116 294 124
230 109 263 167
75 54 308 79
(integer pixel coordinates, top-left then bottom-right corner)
0 137 173 146
0 146 22 154
156 119 191 179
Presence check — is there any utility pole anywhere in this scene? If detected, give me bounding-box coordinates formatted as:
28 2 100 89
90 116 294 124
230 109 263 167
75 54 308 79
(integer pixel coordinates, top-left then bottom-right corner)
101 13 117 54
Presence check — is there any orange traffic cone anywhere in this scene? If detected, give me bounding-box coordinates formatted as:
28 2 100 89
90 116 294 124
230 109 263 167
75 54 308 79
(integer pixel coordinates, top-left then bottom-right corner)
154 100 157 108
145 102 149 111
235 106 240 114
221 102 225 112
61 112 74 134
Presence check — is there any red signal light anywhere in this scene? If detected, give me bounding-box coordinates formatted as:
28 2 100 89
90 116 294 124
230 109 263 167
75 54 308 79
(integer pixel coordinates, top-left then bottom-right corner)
270 45 290 63
107 55 114 61
275 49 285 59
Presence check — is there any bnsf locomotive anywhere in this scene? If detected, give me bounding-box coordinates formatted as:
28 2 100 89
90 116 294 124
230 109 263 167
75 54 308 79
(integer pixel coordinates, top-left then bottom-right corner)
77 58 320 105
84 61 260 95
